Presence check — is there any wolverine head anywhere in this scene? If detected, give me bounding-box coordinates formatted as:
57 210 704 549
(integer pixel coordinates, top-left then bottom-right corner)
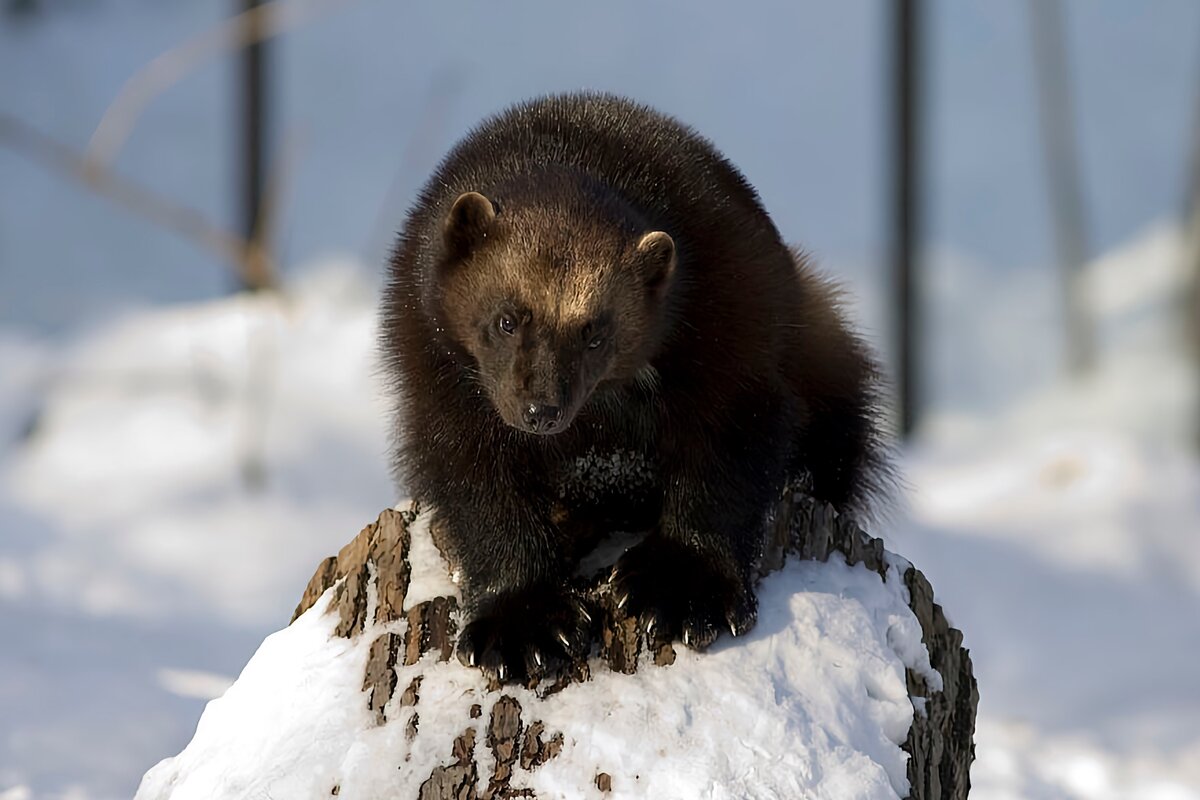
434 179 675 435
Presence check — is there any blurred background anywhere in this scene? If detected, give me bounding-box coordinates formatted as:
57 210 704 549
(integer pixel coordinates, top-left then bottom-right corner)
1 1 1198 798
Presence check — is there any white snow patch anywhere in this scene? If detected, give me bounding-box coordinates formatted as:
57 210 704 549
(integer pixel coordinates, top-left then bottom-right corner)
0 261 396 797
137 588 373 800
156 669 235 701
136 510 932 800
0 260 394 627
966 717 1200 800
402 510 459 611
890 222 1200 800
897 431 1200 800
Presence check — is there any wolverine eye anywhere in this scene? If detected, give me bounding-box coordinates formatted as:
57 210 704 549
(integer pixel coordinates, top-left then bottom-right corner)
498 314 517 335
583 320 608 350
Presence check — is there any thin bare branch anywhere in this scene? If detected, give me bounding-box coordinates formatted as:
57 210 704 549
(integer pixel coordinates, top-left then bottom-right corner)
0 112 274 286
84 0 351 172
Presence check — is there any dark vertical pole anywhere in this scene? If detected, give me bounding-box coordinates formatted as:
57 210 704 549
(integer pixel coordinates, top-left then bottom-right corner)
1182 41 1200 451
1028 0 1092 375
238 0 270 291
892 0 921 437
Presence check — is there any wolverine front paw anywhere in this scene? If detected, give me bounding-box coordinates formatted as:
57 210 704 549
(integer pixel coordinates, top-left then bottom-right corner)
609 538 758 650
456 584 594 684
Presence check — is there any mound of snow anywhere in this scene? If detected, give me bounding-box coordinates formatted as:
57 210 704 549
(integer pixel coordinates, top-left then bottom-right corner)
136 507 938 800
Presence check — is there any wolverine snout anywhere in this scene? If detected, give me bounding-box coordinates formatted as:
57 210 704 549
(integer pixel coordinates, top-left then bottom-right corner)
520 402 563 434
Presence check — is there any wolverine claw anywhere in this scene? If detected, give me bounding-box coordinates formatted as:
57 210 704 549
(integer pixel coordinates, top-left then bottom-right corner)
610 538 760 651
456 585 595 685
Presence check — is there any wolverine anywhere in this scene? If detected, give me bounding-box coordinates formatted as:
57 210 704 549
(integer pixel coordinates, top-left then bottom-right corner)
381 92 887 683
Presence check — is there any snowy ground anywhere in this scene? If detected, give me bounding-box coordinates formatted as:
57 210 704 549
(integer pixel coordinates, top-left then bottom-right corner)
897 229 1200 798
0 223 1197 798
897 433 1200 800
0 263 397 798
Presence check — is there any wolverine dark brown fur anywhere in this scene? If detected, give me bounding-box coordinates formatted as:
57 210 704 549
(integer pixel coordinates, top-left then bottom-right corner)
381 93 887 683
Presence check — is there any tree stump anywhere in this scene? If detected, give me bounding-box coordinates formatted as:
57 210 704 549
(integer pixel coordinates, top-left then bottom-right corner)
290 492 978 799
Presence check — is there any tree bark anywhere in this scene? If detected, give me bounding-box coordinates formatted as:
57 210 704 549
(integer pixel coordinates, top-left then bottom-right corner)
292 491 978 799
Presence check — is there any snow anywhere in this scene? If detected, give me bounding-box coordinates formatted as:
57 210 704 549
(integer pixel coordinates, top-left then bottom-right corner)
887 225 1200 799
0 263 396 799
135 509 930 800
893 430 1200 800
155 669 235 702
2 263 391 623
403 512 462 607
138 589 375 800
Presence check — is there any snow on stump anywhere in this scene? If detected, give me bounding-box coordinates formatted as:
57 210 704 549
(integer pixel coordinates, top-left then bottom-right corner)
136 492 977 799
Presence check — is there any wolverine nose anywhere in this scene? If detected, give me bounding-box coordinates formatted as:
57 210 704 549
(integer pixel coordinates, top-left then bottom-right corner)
521 403 562 433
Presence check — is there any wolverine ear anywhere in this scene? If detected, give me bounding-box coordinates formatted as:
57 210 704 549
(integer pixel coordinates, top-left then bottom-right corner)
444 191 497 258
635 231 676 294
